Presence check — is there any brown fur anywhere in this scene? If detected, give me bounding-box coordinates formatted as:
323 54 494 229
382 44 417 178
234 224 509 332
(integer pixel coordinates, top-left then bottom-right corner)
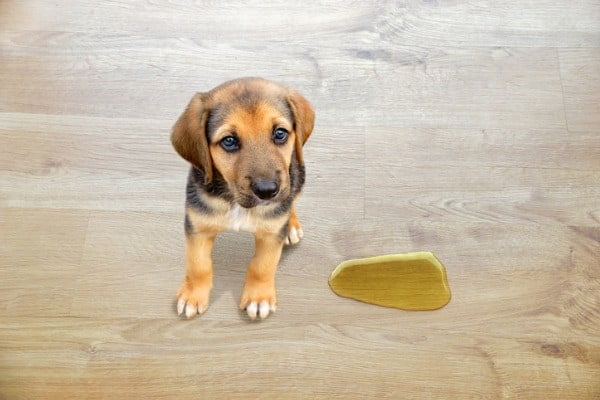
171 77 314 320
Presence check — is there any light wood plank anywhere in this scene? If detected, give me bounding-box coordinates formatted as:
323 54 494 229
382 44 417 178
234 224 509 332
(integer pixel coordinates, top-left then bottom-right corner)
365 128 600 226
0 113 186 212
0 1 378 40
2 1 598 47
1 37 567 129
2 0 600 398
377 1 600 48
559 48 600 131
0 208 89 316
1 317 597 400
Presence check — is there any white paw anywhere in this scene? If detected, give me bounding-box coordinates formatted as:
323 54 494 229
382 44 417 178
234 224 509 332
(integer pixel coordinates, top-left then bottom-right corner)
284 226 304 246
244 300 277 320
176 296 208 319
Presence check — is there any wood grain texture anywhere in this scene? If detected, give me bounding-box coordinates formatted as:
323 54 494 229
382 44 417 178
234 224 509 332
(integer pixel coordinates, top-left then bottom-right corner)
0 208 89 316
365 127 600 226
559 48 600 131
1 0 599 399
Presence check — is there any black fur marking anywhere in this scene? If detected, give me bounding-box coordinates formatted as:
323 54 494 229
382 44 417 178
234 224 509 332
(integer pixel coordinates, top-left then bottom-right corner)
187 167 234 207
206 169 234 200
184 213 193 235
267 195 294 218
289 156 306 196
265 152 306 218
186 171 213 213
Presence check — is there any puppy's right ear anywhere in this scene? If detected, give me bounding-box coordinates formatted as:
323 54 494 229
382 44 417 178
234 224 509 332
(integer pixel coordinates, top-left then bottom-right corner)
171 93 213 184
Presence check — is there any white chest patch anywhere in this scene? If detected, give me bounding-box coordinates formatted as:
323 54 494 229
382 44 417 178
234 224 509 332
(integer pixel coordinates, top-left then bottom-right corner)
226 204 257 233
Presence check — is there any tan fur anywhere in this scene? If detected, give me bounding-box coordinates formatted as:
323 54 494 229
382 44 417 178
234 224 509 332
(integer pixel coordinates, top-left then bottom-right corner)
288 205 302 234
239 233 283 309
171 78 314 320
176 232 216 316
171 93 213 183
287 91 315 165
210 102 295 206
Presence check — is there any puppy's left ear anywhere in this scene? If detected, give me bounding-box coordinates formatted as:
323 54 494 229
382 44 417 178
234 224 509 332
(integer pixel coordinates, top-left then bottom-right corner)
171 93 214 184
287 90 315 166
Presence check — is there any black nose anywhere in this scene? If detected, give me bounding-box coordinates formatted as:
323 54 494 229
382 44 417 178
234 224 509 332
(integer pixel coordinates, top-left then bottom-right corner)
251 180 279 200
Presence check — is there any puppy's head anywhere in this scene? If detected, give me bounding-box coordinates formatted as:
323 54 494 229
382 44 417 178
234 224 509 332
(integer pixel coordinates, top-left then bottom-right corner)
171 78 314 208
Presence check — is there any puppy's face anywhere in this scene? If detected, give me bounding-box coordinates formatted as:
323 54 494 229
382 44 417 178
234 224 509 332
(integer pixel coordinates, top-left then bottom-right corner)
209 99 295 208
171 78 314 208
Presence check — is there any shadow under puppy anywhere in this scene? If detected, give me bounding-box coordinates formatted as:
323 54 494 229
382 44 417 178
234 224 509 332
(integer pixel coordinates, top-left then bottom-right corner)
171 78 315 320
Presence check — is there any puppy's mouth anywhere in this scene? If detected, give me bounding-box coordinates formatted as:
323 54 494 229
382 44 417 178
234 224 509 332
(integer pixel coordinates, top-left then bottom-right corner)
235 188 290 209
236 195 260 209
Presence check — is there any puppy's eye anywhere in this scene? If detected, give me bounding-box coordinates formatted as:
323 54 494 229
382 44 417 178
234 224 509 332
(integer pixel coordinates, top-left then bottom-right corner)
272 128 289 145
220 136 240 152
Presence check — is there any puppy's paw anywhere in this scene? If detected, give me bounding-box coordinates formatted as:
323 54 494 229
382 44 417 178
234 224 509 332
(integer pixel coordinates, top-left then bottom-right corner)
176 281 211 319
284 220 304 246
239 281 277 320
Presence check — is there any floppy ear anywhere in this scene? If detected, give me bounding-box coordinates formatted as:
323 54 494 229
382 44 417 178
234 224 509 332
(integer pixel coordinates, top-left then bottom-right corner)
287 90 315 166
171 93 213 184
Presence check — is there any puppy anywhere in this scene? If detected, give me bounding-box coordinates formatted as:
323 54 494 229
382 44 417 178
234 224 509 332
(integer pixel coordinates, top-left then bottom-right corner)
171 78 315 320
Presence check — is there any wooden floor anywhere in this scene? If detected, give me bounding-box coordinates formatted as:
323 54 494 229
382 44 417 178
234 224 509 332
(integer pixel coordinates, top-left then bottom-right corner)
1 1 599 399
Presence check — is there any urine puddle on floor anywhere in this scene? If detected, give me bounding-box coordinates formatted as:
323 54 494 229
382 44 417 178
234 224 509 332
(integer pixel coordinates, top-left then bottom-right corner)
328 252 451 310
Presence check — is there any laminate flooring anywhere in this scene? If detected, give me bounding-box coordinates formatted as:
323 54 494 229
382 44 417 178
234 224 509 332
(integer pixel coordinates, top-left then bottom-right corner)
1 1 599 399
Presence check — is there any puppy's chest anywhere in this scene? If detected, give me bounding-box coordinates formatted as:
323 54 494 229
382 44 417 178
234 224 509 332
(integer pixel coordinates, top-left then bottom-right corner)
226 204 258 233
187 198 285 235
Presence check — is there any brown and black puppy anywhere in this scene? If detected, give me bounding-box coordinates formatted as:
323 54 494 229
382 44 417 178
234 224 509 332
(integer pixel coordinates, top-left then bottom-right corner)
171 78 314 320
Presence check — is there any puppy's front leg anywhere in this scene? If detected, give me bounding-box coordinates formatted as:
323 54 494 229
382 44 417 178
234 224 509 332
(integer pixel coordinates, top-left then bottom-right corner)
240 232 284 320
176 232 216 318
284 204 304 245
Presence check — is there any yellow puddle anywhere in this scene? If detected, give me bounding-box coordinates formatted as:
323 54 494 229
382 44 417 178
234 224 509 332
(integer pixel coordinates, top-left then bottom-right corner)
329 252 451 311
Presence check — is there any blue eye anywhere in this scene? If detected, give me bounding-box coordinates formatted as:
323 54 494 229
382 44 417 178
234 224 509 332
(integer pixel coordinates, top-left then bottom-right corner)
273 128 288 145
220 136 240 152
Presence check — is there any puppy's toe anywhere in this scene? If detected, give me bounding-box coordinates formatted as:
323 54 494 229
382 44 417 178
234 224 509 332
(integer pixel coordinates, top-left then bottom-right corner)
285 225 303 246
243 300 277 320
176 282 211 319
177 298 186 315
240 284 277 320
245 302 258 319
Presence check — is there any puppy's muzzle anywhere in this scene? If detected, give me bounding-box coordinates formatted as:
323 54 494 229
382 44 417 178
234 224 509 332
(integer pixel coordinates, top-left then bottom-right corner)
251 179 280 200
